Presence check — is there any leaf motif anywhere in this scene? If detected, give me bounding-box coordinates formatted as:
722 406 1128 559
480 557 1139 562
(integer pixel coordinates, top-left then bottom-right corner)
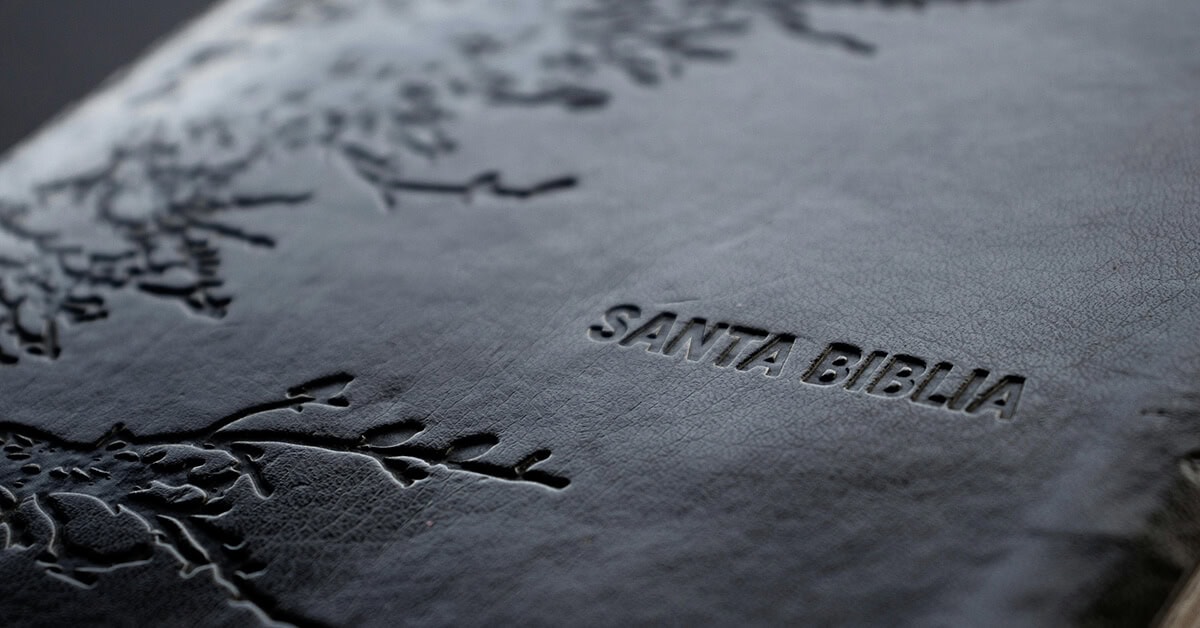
140 445 239 486
513 449 552 475
285 373 354 406
128 481 209 509
380 458 431 486
42 493 154 564
8 497 54 551
362 420 425 449
0 485 16 511
444 434 499 463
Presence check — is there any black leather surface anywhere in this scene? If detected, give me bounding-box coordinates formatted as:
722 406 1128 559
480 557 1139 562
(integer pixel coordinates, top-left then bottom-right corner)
0 0 1199 625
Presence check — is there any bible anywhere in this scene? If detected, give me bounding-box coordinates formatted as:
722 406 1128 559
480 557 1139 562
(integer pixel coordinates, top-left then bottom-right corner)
0 1 1198 625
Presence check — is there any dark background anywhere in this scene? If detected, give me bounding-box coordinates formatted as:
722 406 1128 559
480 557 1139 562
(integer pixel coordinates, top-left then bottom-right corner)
0 0 217 155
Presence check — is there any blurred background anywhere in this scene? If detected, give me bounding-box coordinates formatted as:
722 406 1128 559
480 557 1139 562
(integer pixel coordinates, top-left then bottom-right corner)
0 0 217 154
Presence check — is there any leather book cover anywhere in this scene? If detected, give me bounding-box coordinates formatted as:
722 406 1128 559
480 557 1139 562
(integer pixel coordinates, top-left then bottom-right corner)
0 1 1198 625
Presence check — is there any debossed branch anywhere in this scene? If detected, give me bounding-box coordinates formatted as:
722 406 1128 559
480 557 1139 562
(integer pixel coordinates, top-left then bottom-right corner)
0 374 568 627
0 0 1005 365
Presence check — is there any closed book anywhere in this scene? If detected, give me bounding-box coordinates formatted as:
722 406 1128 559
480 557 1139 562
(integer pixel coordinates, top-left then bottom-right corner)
0 1 1198 625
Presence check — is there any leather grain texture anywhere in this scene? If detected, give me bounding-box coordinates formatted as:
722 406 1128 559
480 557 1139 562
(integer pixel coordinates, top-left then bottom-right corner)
0 1 1198 625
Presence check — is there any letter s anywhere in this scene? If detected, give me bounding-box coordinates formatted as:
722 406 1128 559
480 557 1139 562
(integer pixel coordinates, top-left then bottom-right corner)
588 305 641 342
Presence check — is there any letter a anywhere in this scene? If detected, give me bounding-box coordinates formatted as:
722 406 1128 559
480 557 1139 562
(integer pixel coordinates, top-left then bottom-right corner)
619 312 678 353
966 375 1025 420
737 334 796 377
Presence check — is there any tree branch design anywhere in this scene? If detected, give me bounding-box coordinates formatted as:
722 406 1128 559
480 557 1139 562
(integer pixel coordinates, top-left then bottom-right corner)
0 0 1008 365
0 373 567 627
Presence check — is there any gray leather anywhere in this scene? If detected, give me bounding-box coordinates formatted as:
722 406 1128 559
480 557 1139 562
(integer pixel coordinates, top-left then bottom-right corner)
0 0 1198 625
